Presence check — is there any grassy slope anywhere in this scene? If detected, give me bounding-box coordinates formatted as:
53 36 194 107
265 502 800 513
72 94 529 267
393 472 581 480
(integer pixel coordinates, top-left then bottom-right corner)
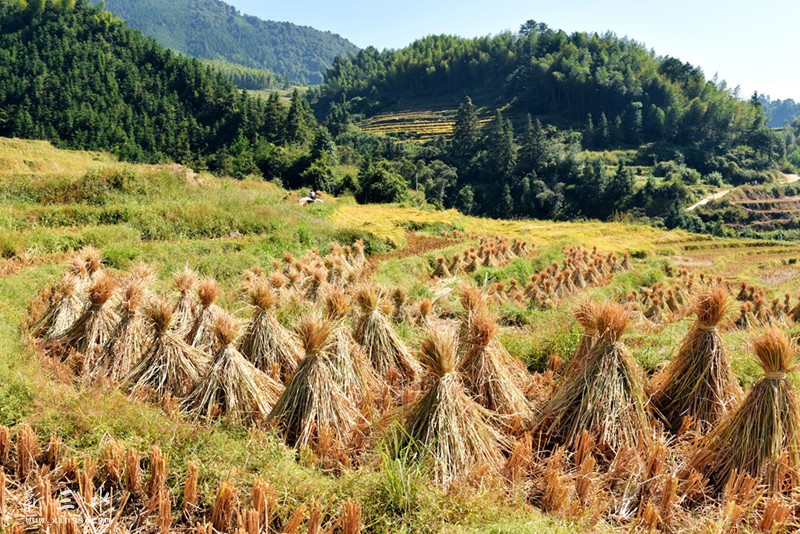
2 137 800 531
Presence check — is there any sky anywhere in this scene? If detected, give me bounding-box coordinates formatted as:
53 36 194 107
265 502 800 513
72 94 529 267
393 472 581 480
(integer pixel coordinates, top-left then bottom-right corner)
227 0 799 102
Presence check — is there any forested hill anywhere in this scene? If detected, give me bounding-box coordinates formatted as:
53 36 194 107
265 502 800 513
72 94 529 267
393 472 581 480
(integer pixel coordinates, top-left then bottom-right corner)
316 23 765 159
0 0 321 175
760 96 800 128
97 0 358 85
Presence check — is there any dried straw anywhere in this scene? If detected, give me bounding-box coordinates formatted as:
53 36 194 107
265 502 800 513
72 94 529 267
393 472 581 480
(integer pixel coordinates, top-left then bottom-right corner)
267 317 363 448
182 311 283 424
33 276 85 341
187 277 223 353
238 280 302 382
128 298 209 398
172 266 198 336
459 306 533 422
651 286 742 432
560 301 599 381
353 286 420 383
536 302 651 457
55 273 120 372
690 326 800 489
93 280 150 382
398 328 505 486
323 290 384 401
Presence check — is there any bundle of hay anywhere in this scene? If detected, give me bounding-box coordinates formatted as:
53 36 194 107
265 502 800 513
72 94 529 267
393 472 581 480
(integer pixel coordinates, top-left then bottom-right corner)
690 326 800 489
238 280 302 382
93 281 150 382
391 287 411 324
536 302 651 457
458 285 488 342
33 276 85 341
398 328 505 486
417 298 434 328
354 286 420 383
171 266 198 336
267 317 363 448
560 302 599 381
459 307 532 423
54 274 120 371
651 286 741 432
432 257 451 278
182 311 283 424
128 298 209 398
324 290 383 401
187 278 223 353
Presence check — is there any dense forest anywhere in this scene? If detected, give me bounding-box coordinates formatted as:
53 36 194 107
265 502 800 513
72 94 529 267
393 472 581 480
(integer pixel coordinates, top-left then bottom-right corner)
760 96 800 128
0 1 797 237
312 23 797 229
315 26 782 171
0 0 321 175
201 59 283 91
97 0 358 85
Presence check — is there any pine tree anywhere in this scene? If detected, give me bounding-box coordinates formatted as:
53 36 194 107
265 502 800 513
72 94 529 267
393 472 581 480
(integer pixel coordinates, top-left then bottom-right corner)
286 89 315 145
498 183 514 217
585 113 595 149
596 112 610 148
450 96 480 168
488 110 516 181
518 115 549 176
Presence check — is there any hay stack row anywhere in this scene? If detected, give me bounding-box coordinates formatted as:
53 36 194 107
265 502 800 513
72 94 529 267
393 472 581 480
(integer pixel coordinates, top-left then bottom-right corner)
23 245 800 531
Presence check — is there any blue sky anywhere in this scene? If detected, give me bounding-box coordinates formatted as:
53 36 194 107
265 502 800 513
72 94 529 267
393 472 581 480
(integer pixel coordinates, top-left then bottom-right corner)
228 0 799 101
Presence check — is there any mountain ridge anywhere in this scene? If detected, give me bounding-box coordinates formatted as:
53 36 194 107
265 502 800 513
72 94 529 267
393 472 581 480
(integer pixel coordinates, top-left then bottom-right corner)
97 0 359 85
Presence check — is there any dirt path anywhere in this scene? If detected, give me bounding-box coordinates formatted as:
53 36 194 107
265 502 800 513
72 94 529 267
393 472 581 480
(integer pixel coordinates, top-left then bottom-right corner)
687 174 800 212
687 189 731 211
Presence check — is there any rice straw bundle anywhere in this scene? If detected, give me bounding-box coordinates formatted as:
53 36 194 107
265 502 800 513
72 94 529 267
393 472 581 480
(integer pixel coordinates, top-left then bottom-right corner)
536 302 651 457
323 290 383 401
354 286 420 383
187 278 223 353
93 281 150 382
560 301 599 381
432 257 451 278
54 273 120 371
459 306 532 422
33 276 85 341
458 285 488 343
238 280 302 382
398 328 505 486
690 326 800 490
391 287 410 324
128 298 209 398
267 317 363 448
651 286 741 432
172 266 198 336
182 311 283 424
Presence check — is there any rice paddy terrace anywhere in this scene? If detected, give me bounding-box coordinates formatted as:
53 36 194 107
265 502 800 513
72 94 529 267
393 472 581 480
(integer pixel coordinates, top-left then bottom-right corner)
4 138 800 532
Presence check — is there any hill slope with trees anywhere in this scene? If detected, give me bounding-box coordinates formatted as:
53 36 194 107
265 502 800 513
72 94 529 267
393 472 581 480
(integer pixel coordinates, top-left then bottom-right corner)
312 22 795 227
98 0 358 85
0 0 328 178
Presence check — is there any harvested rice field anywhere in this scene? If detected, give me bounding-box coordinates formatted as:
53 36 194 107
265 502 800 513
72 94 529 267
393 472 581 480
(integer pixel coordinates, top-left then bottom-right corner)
5 138 800 532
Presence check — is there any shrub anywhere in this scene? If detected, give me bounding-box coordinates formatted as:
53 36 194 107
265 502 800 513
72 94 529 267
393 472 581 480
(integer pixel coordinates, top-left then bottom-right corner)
356 161 409 204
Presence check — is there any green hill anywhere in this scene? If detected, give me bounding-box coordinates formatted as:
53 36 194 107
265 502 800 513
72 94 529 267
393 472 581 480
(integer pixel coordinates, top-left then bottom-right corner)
97 0 359 85
316 25 770 165
0 0 322 176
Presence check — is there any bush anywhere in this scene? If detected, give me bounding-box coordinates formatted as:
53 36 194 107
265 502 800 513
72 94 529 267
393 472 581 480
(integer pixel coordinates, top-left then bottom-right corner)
356 161 409 204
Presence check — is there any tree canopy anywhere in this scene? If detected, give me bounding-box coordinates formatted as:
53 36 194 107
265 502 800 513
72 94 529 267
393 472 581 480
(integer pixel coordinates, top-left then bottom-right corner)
96 0 358 85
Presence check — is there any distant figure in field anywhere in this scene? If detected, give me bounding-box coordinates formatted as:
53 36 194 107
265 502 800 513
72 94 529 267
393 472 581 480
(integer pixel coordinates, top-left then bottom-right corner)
299 189 323 206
